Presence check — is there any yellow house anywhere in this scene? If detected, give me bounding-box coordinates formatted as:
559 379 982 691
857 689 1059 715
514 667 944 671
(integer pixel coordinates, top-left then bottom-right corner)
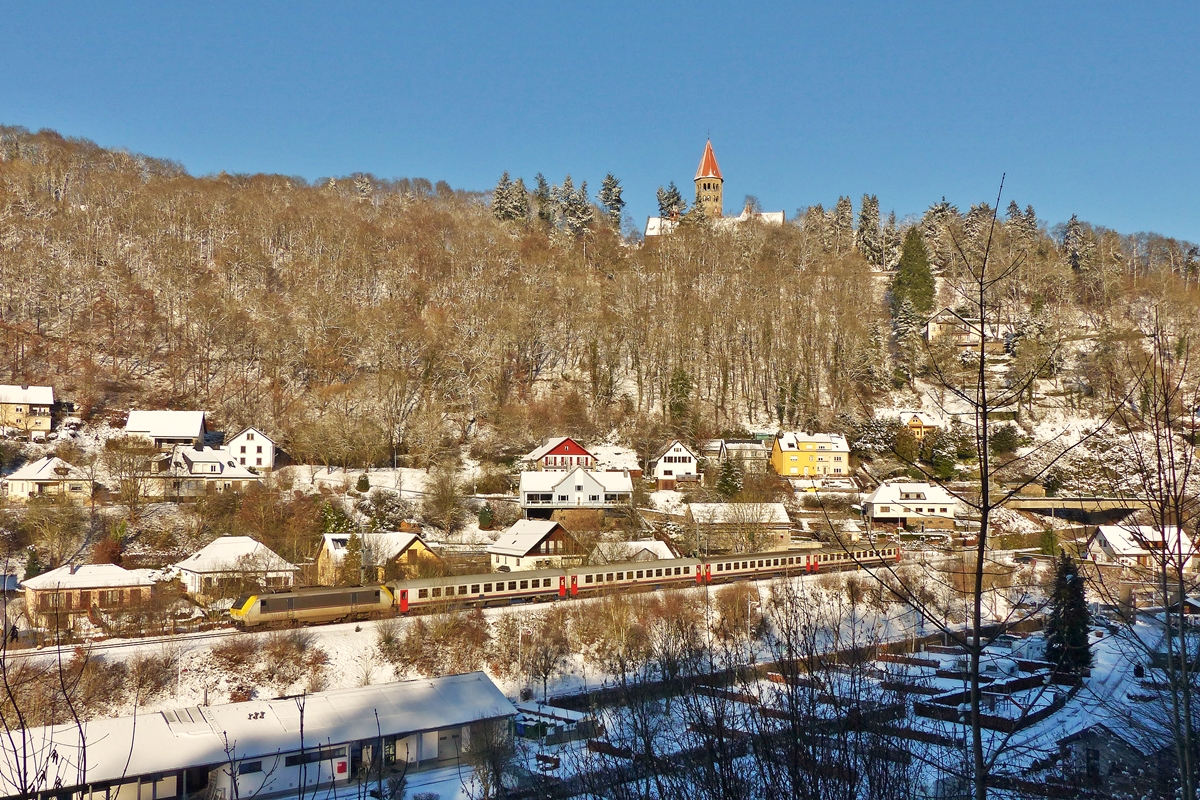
317 531 439 584
770 432 851 478
898 410 940 441
0 384 54 434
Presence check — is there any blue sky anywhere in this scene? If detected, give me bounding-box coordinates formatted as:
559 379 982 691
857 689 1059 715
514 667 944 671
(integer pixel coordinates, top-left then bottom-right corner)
2 3 1198 240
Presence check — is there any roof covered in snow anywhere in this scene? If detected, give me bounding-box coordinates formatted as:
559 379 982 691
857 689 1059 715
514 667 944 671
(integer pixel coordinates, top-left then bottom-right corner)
322 531 424 564
173 536 295 575
687 502 791 526
774 431 850 451
591 539 677 563
3 455 86 482
898 409 941 428
863 481 960 507
22 563 157 591
518 466 633 494
125 409 206 439
1094 525 1193 558
487 520 567 557
526 436 594 462
0 384 54 405
0 672 516 794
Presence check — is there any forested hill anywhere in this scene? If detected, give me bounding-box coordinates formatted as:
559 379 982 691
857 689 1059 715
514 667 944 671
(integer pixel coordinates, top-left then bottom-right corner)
1 125 1197 465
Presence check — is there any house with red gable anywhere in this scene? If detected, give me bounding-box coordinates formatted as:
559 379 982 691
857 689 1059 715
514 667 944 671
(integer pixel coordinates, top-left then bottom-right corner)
523 436 596 471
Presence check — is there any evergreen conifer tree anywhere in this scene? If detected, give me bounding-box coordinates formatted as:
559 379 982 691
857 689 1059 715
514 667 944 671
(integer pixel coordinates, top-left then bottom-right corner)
856 194 882 267
24 547 42 580
533 173 555 225
831 196 854 255
891 228 936 318
1061 214 1093 271
1044 552 1092 672
598 173 625 228
510 177 530 222
657 182 686 219
715 458 744 498
491 172 514 221
882 211 901 270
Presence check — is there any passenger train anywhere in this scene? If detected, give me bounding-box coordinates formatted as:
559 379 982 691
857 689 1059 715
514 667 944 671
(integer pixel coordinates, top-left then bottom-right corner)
230 542 900 629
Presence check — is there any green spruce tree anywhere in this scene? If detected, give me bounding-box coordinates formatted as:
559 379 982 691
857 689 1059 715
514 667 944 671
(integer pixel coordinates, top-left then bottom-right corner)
890 227 936 319
533 173 555 225
657 182 686 220
491 172 514 221
1044 552 1092 672
715 458 744 498
856 194 882 268
598 173 625 228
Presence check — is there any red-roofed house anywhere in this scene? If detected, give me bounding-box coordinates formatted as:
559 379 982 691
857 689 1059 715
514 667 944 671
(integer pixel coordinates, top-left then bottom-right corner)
523 437 596 471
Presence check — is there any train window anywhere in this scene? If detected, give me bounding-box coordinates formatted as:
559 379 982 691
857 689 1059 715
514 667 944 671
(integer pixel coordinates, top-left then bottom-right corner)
742 562 748 570
458 586 468 595
520 581 528 590
684 566 691 574
432 587 442 598
374 590 381 601
483 583 493 593
636 570 644 579
606 573 614 582
418 589 429 599
716 564 723 572
773 559 780 566
508 581 517 591
586 575 594 584
260 599 268 611
471 585 480 594
654 569 661 577
616 572 624 581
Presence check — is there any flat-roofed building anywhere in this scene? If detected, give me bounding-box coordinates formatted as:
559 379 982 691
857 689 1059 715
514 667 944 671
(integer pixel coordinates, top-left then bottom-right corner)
0 672 517 800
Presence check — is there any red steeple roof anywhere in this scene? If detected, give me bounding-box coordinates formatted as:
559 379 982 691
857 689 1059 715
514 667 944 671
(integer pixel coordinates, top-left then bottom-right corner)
694 139 722 181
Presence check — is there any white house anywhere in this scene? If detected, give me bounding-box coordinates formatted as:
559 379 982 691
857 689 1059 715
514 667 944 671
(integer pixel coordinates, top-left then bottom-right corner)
518 466 633 515
862 481 960 529
150 445 263 498
650 440 701 487
487 520 584 571
1089 525 1198 571
227 426 276 471
171 536 296 597
125 410 208 449
1 456 91 502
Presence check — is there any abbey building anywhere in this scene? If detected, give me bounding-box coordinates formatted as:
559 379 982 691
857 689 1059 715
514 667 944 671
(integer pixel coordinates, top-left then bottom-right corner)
645 140 785 237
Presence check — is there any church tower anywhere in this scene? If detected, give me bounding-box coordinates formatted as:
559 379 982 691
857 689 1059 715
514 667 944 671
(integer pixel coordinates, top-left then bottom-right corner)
694 139 724 218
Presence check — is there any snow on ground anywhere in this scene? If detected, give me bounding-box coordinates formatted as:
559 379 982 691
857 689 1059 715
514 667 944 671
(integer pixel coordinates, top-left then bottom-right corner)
589 443 641 473
648 490 686 515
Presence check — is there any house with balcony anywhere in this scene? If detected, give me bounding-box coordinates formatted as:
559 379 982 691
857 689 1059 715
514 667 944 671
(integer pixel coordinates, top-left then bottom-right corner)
518 466 633 518
150 444 263 498
649 439 701 488
862 481 960 529
0 384 54 436
125 409 208 450
487 520 584 571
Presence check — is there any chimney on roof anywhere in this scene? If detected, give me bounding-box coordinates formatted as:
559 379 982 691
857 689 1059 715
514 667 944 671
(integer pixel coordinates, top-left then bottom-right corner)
20 384 29 390
69 564 77 575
